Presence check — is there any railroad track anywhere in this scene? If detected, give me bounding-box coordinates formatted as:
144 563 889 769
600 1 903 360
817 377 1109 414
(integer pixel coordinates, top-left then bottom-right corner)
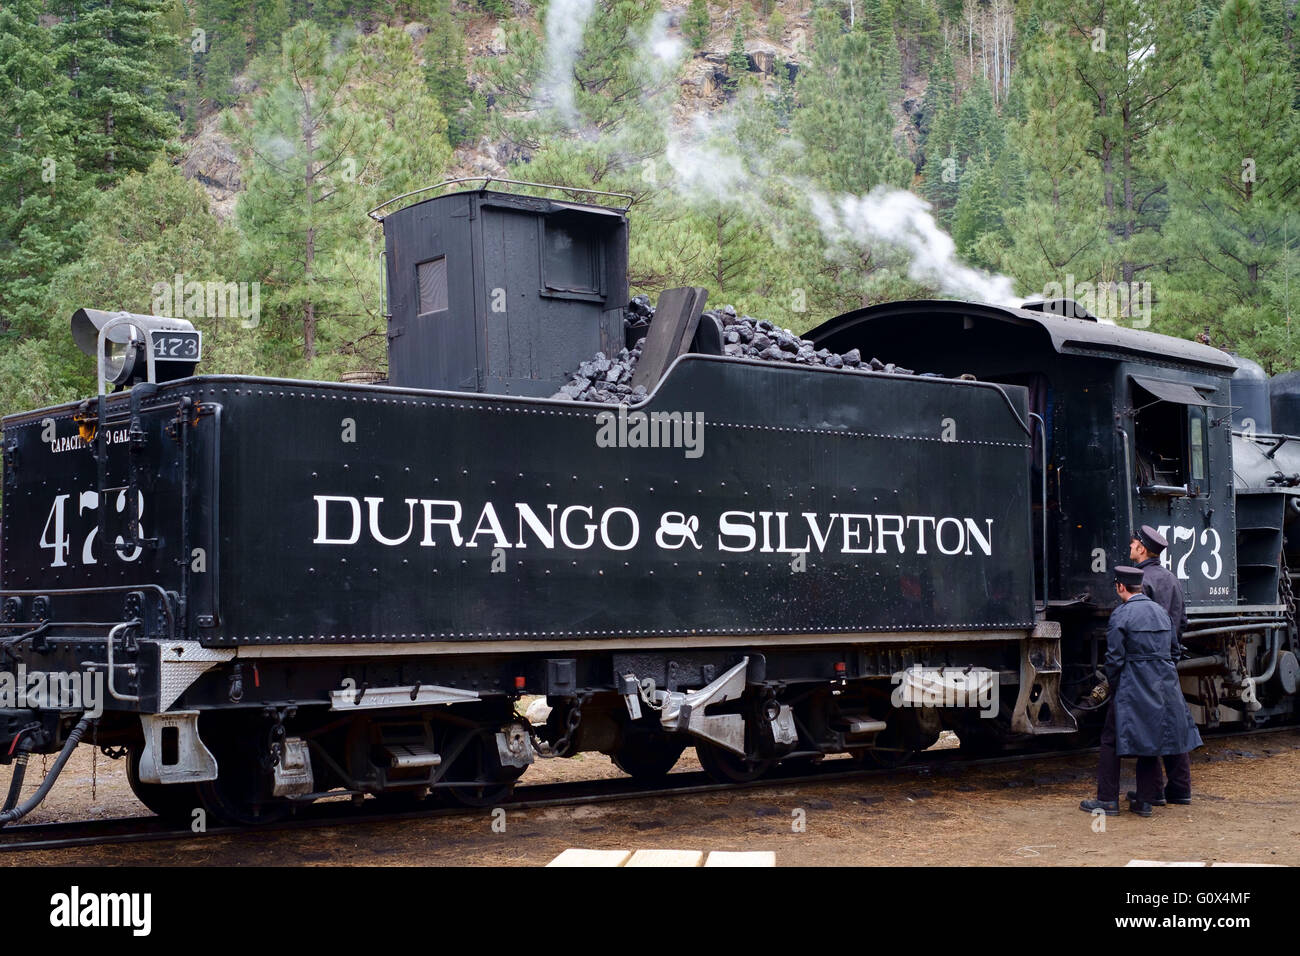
2 725 1296 854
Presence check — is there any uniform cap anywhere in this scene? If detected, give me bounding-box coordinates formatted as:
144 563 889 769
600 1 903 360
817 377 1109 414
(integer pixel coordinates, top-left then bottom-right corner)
1115 566 1146 589
1133 525 1168 554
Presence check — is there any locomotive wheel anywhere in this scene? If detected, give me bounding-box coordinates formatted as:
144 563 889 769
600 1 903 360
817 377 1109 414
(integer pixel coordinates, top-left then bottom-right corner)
856 708 941 769
444 729 525 807
125 746 203 822
196 717 293 826
955 694 1023 755
610 729 687 782
695 740 773 783
198 765 292 826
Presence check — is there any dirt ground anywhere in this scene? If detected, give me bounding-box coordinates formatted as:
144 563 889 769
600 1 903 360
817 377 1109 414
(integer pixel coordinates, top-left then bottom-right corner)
4 729 1298 867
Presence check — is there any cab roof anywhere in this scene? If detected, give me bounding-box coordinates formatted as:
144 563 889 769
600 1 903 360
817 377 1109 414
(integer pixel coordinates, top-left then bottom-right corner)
808 299 1238 374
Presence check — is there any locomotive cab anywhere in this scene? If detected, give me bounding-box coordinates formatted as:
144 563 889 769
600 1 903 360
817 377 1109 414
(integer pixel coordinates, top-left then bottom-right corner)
808 299 1238 611
809 300 1295 731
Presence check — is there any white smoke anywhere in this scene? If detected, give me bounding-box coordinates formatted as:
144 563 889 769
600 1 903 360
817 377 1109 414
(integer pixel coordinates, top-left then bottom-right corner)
810 188 1020 305
535 4 1020 307
541 0 597 126
663 112 752 204
637 11 685 84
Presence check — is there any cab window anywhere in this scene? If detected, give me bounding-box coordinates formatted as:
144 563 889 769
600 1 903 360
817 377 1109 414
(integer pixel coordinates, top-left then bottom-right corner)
1132 382 1208 494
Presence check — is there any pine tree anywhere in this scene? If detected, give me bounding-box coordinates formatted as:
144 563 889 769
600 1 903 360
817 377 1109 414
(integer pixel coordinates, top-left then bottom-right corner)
41 159 250 377
478 0 671 198
354 26 452 199
952 77 1003 166
919 50 960 223
725 25 749 93
1156 0 1300 367
483 0 668 137
424 0 483 146
225 23 379 364
1032 0 1201 288
792 9 912 194
897 0 941 75
996 21 1110 302
0 0 87 335
0 159 244 425
951 147 1022 270
858 0 901 91
952 155 997 260
1259 0 1300 107
50 0 179 189
156 0 191 128
187 0 291 113
683 0 710 50
917 43 954 144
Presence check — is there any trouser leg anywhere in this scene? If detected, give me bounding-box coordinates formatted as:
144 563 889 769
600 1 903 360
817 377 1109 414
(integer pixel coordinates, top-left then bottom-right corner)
1096 702 1120 802
1135 756 1162 804
1163 752 1192 799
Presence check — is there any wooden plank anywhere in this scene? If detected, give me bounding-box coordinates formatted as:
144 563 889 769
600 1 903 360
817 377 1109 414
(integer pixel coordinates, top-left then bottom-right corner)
703 851 776 867
1209 861 1281 867
629 287 708 393
546 848 633 867
1125 860 1206 867
624 849 705 867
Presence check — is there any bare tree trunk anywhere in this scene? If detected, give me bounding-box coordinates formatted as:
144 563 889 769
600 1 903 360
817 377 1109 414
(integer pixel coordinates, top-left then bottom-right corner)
106 108 115 178
981 7 988 83
967 2 974 78
1101 129 1113 227
1004 8 1011 98
303 112 318 363
1122 108 1134 285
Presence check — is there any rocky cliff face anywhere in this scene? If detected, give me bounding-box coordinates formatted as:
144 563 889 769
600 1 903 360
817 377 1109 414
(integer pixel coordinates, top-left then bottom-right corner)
181 113 242 221
178 1 926 212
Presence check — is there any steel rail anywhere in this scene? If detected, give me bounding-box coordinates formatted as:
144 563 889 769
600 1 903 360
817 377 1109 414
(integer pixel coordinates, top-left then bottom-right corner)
1 724 1294 855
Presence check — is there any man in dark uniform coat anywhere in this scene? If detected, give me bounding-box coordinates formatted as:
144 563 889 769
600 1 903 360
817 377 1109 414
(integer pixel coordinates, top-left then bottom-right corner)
1080 567 1204 817
1130 525 1194 805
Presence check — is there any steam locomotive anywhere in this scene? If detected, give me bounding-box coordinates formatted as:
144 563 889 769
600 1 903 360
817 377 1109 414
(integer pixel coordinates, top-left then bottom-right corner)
1 181 1295 825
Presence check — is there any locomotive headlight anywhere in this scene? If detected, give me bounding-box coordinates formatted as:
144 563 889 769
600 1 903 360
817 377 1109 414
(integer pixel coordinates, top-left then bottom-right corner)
71 309 202 387
99 335 142 385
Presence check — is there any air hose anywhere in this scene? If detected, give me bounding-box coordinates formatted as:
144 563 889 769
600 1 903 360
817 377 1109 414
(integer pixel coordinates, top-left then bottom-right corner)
0 716 95 827
2 736 34 812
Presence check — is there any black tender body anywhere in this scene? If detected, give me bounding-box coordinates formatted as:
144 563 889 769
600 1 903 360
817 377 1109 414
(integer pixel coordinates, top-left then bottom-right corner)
2 357 1035 645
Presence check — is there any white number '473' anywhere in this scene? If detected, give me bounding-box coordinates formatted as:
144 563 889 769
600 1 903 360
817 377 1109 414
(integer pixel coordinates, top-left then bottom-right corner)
1155 524 1223 582
39 490 145 568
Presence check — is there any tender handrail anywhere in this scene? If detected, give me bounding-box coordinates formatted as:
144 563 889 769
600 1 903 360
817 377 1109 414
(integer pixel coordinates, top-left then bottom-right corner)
366 177 634 221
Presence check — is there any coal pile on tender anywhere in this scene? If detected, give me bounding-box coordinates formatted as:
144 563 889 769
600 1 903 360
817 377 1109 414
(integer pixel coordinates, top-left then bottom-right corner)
553 295 922 404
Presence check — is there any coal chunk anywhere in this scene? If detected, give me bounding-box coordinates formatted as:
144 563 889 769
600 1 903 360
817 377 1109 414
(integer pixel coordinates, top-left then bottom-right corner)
628 294 654 319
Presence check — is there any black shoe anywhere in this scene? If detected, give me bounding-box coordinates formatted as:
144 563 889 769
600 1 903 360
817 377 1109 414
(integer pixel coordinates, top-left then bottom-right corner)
1164 789 1192 805
1127 790 1166 806
1128 798 1154 817
1080 798 1119 816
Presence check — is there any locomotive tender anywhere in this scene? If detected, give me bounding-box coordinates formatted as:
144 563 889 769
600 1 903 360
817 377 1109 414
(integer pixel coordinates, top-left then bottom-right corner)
1 182 1295 824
